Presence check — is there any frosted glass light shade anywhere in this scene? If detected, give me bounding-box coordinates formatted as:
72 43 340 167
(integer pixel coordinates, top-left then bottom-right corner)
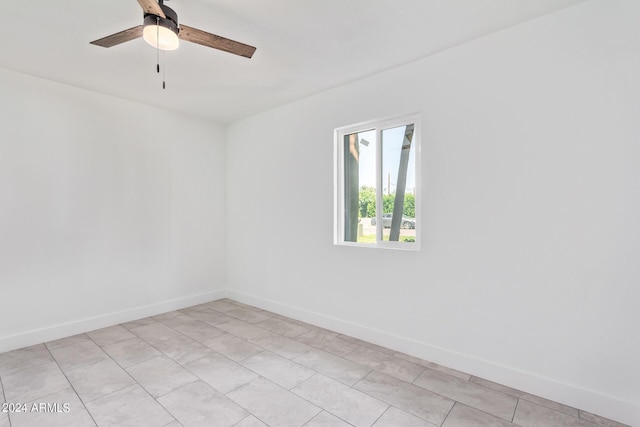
143 24 179 51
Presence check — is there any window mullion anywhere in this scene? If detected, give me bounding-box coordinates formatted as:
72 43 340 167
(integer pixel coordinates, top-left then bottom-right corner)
375 127 383 245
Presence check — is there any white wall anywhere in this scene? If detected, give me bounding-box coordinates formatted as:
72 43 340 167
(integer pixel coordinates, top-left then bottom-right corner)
226 1 640 424
0 69 227 351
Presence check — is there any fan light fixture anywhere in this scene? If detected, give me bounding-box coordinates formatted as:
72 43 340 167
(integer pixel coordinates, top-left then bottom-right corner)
142 6 179 51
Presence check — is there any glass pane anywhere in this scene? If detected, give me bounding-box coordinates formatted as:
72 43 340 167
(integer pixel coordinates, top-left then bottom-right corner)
343 129 376 243
381 124 416 243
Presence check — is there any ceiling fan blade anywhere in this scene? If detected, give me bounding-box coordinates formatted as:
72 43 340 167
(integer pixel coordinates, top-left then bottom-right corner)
179 25 256 58
136 0 166 18
90 26 144 48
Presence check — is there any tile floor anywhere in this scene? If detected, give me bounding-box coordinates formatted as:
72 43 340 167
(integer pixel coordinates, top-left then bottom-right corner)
0 299 629 427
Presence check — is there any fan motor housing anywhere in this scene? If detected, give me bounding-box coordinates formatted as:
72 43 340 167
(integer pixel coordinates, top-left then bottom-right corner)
144 4 179 34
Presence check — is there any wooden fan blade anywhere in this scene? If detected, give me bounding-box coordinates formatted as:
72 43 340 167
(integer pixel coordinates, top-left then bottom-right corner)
90 26 144 48
179 25 256 58
136 0 165 18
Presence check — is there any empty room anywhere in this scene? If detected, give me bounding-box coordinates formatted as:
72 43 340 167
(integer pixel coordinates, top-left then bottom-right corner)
0 1 638 426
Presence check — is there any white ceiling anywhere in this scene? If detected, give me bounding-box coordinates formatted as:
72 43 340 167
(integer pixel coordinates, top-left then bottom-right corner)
1 0 586 123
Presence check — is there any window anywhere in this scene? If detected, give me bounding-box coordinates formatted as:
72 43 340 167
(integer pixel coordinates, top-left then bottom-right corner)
334 114 420 249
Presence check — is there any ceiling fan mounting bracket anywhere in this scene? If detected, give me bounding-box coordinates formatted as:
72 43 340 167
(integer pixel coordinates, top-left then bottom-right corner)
143 4 179 33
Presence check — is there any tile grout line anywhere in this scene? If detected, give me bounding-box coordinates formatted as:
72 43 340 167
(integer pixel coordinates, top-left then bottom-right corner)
149 311 391 424
44 345 100 427
84 334 158 401
510 397 520 423
0 375 12 427
103 348 190 420
220 372 324 426
149 380 191 427
64 333 182 425
347 369 455 426
469 376 587 421
369 404 392 426
512 398 521 424
101 317 249 425
439 400 457 427
221 370 327 426
290 330 525 426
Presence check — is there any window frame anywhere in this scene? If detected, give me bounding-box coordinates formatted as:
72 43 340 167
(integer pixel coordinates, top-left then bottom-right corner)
334 113 421 250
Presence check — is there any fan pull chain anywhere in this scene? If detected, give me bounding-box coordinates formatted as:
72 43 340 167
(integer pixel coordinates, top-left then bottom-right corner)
156 17 160 74
163 50 166 90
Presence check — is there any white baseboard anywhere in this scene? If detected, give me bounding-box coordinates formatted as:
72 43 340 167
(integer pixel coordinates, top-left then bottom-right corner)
0 289 228 354
227 290 639 427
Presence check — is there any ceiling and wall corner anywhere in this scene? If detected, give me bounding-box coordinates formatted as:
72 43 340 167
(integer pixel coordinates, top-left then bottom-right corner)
0 0 585 123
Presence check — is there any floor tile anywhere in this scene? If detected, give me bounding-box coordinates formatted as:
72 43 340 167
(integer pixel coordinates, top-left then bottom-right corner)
157 313 203 329
354 371 454 426
513 399 600 427
233 415 268 426
249 333 312 359
221 307 271 324
121 317 159 330
0 344 53 376
442 403 514 427
293 348 370 386
86 325 135 346
394 353 472 381
227 377 320 427
414 368 517 420
0 414 8 427
345 346 425 382
290 321 339 336
2 361 70 403
183 303 213 312
228 301 268 313
204 334 265 362
337 335 396 355
158 380 248 427
102 337 162 368
49 340 109 372
373 406 436 427
216 320 271 340
293 374 388 427
130 322 182 345
579 410 630 427
126 356 198 398
470 376 579 417
153 335 213 365
190 309 236 326
86 384 174 427
45 333 91 350
241 351 315 389
66 358 136 402
185 353 258 394
304 411 352 426
172 320 225 342
205 300 240 313
9 387 95 427
153 311 186 322
255 318 309 337
296 331 359 357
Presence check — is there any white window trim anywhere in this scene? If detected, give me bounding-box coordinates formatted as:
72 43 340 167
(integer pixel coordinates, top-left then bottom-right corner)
334 113 421 251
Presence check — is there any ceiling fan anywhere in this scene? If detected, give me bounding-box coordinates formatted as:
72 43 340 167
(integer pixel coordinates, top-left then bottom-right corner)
90 0 256 58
